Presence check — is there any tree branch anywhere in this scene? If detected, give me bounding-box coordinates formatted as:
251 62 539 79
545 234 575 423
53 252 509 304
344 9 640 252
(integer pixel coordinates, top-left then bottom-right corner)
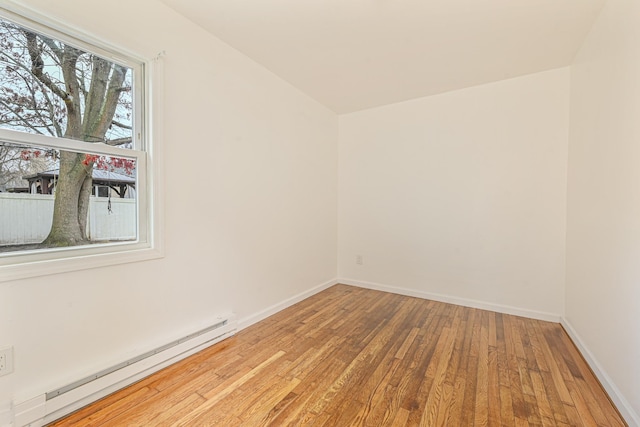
60 45 82 139
18 72 60 137
0 99 44 134
83 58 128 141
23 31 69 102
40 36 63 63
111 120 132 130
104 137 132 146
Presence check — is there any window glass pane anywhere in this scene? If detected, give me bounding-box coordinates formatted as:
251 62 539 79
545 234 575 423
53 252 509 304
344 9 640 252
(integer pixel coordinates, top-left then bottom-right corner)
0 140 137 253
0 16 134 148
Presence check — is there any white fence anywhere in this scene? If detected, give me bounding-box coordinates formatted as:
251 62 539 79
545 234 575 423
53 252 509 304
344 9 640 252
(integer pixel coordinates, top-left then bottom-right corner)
0 193 136 245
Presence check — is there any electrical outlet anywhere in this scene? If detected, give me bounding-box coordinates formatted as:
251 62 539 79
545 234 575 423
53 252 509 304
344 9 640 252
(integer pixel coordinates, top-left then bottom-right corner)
356 254 363 265
0 346 14 377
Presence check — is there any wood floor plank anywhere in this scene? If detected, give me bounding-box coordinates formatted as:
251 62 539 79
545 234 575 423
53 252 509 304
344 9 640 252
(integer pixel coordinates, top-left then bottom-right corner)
460 308 482 426
474 311 490 426
68 386 158 427
265 358 348 425
106 391 205 426
47 284 627 427
419 327 456 427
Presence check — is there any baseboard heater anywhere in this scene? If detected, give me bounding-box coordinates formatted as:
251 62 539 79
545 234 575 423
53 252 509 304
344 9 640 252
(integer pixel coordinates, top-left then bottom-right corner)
13 313 237 427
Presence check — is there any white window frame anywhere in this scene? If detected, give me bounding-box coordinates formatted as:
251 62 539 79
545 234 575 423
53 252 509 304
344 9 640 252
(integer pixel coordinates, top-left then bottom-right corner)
0 4 164 282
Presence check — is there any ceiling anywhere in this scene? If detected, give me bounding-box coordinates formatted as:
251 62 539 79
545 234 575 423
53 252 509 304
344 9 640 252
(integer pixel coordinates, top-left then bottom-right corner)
161 0 606 114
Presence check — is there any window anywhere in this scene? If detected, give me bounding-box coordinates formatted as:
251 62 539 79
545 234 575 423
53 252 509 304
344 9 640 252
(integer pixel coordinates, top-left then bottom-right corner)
0 5 162 280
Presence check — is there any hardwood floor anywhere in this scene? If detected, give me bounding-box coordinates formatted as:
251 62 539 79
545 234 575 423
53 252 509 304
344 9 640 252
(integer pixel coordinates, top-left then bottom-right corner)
49 285 626 426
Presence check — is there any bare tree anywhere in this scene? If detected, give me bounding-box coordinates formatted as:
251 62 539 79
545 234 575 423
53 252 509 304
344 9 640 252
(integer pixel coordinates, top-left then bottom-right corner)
0 18 133 247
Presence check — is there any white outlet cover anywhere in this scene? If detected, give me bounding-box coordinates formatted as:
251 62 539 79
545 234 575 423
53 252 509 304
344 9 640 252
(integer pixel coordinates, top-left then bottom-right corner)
0 346 14 376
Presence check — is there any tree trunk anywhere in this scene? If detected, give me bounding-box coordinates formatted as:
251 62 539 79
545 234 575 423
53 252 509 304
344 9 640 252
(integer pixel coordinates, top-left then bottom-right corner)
77 170 94 238
42 151 91 247
40 57 127 247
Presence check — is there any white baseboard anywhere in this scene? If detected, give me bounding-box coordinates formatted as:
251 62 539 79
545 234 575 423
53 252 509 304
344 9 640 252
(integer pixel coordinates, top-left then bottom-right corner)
13 314 237 427
238 278 338 330
561 318 639 427
339 278 562 322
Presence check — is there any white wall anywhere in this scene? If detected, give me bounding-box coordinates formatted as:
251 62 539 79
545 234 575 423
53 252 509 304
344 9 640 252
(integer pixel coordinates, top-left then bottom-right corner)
0 0 337 409
566 0 640 421
338 68 570 318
